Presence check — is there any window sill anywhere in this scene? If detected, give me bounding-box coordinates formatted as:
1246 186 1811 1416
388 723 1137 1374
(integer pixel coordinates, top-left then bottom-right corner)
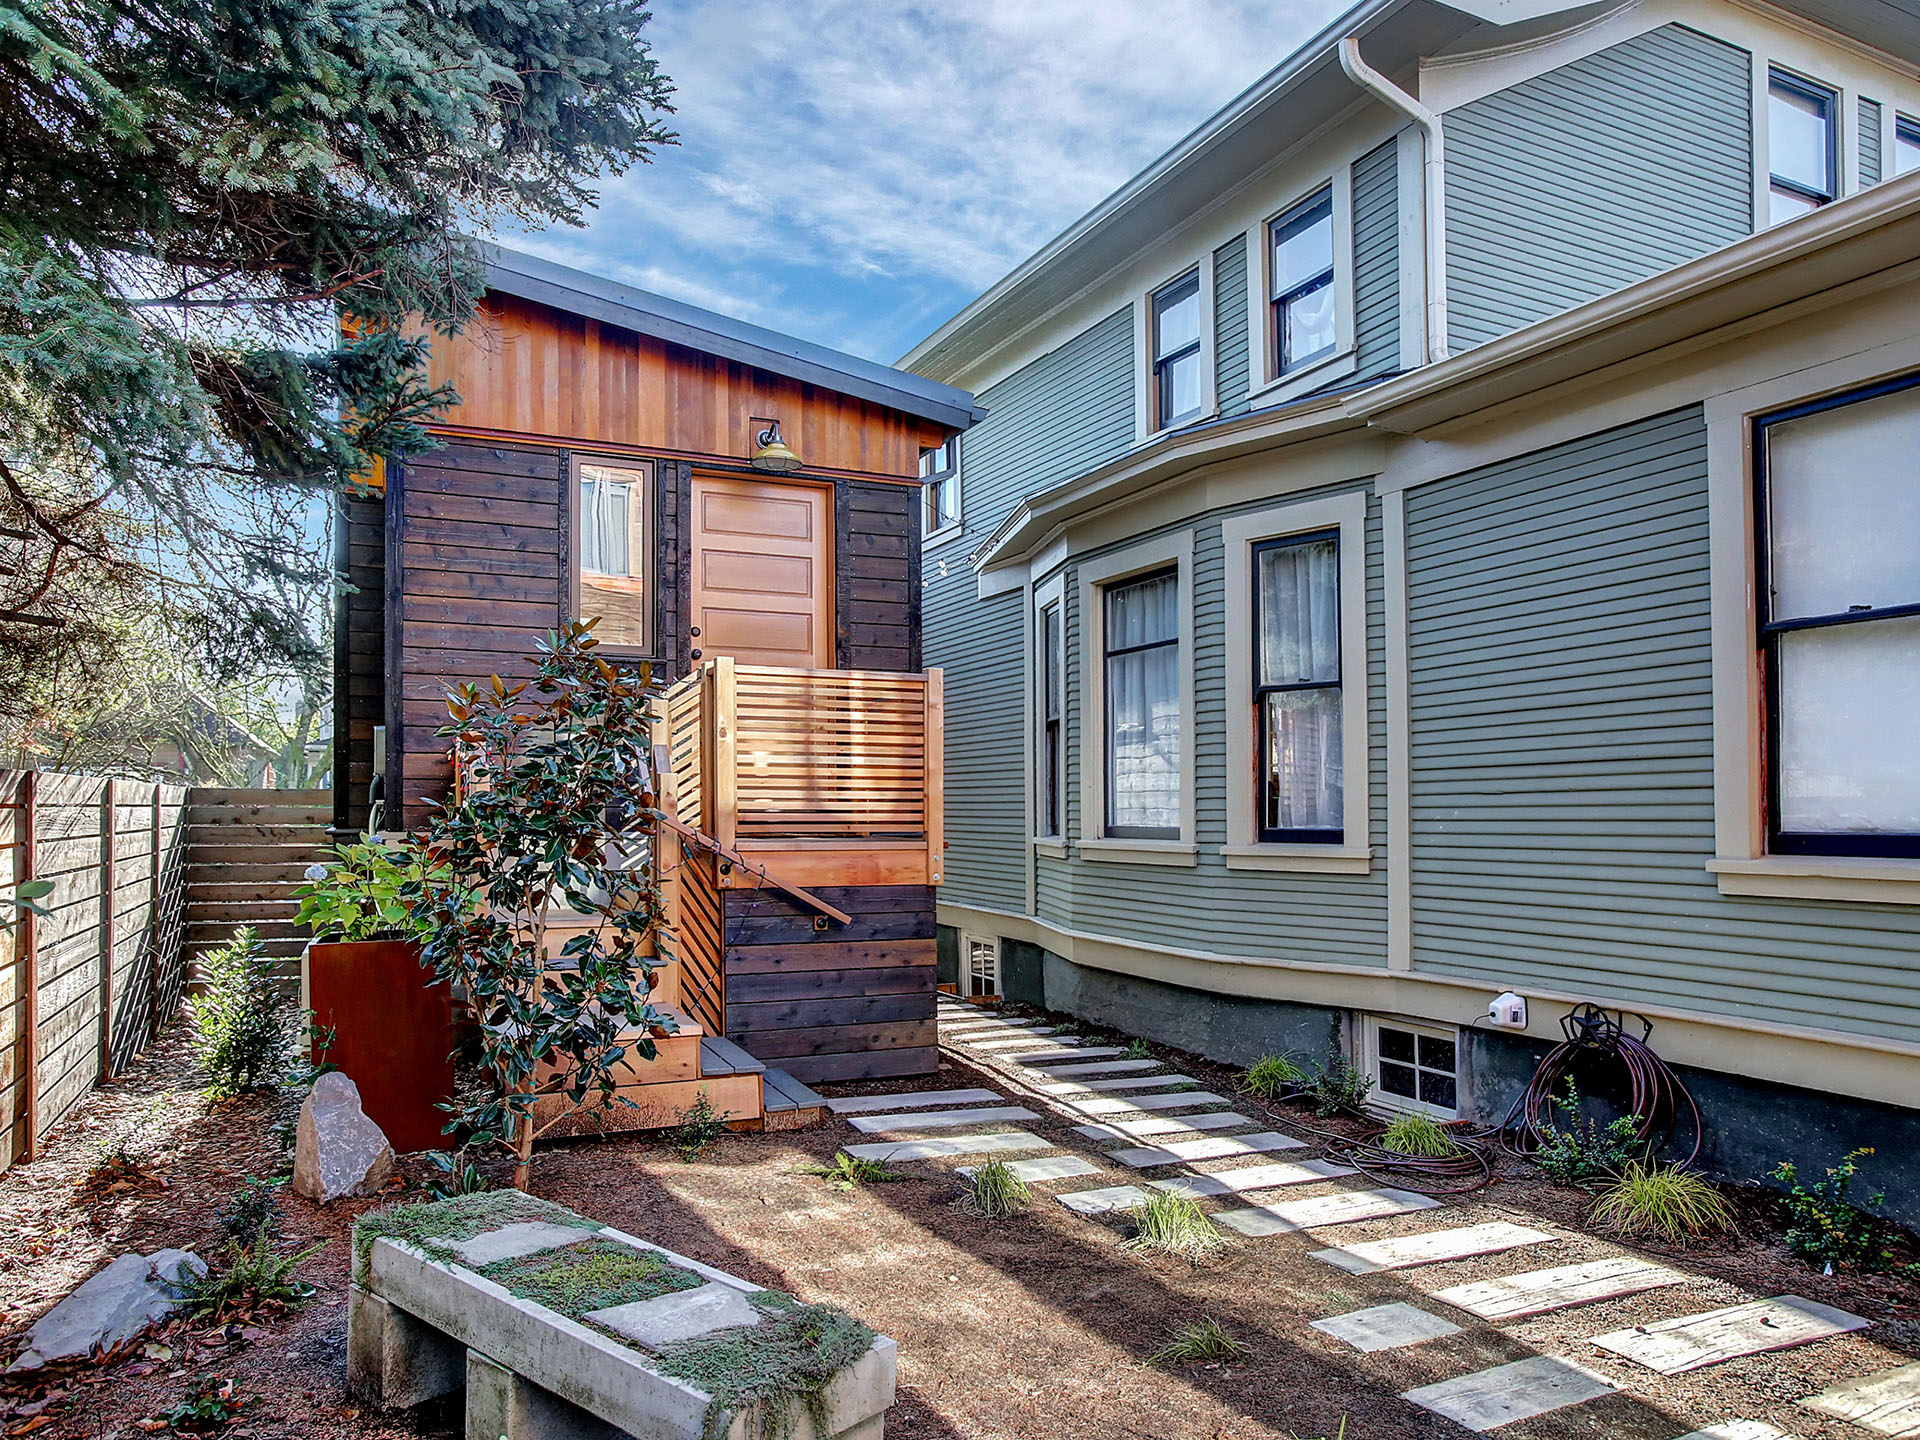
1247 348 1356 408
1707 855 1920 904
1220 843 1372 874
1135 409 1221 449
923 521 963 550
1032 837 1068 859
1077 837 1198 867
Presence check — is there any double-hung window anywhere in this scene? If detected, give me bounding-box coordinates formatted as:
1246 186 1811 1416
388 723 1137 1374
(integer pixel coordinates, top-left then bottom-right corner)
1768 69 1837 226
574 458 651 650
1271 188 1336 375
1756 376 1920 857
1103 570 1180 838
921 436 958 535
1897 115 1920 176
1040 601 1063 838
1151 272 1203 431
1254 532 1343 842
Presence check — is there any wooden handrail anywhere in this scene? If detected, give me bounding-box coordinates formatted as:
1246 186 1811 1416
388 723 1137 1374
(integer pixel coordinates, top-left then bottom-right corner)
652 812 852 925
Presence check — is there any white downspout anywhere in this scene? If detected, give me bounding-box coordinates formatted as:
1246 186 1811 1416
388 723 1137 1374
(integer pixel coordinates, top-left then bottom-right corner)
1339 36 1450 363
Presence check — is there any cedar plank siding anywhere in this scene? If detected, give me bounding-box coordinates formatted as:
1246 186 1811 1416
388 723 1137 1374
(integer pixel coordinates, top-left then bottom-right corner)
334 491 385 834
723 883 937 1083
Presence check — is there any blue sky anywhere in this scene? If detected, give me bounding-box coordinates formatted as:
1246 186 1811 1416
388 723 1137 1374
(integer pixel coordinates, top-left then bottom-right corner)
498 1 1349 365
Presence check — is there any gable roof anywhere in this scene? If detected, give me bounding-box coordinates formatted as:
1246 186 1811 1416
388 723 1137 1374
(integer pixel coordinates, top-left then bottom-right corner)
481 244 984 432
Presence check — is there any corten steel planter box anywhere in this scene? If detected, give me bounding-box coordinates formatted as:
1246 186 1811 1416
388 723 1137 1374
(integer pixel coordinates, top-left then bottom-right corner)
306 939 453 1153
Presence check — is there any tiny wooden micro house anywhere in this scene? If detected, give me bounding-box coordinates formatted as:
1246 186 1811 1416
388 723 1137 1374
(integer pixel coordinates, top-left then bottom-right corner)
331 246 979 1114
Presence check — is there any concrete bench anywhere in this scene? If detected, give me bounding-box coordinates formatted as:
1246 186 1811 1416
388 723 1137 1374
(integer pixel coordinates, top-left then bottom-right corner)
349 1195 894 1439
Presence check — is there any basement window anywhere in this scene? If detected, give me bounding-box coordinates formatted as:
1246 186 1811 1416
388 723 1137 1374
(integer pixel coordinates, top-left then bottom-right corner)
964 934 1001 1000
1364 1016 1459 1118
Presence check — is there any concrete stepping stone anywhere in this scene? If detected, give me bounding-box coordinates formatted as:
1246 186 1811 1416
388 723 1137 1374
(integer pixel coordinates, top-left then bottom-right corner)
1800 1361 1920 1435
1311 1302 1461 1353
956 1155 1100 1184
848 1105 1038 1134
1073 1112 1252 1141
1016 1047 1127 1065
1060 1090 1230 1116
1676 1424 1796 1440
841 1131 1052 1163
969 1036 1080 1053
1312 1222 1557 1275
1055 1184 1155 1215
1108 1131 1306 1167
827 1088 1003 1115
1592 1295 1869 1375
1148 1160 1357 1197
1214 1187 1442 1236
1430 1256 1687 1321
1402 1355 1617 1432
1027 1058 1163 1077
1036 1074 1195 1095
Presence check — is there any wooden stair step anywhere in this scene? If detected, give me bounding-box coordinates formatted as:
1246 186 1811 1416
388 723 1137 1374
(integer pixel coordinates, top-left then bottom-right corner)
700 1035 765 1077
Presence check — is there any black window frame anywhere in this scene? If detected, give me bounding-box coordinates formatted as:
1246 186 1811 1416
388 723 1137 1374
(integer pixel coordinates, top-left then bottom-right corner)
920 436 958 534
1768 68 1838 219
1753 372 1920 859
1102 566 1181 841
568 452 655 657
1041 599 1062 838
1897 113 1920 176
1269 186 1337 378
1252 530 1344 845
1150 271 1204 432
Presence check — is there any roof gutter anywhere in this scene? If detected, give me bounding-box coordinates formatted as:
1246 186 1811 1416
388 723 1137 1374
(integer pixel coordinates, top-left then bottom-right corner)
1338 36 1449 363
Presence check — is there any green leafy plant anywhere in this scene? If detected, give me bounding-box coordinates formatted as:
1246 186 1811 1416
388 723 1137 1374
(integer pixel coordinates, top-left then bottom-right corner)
142 1375 248 1432
184 1221 321 1321
425 1151 490 1199
1123 1038 1155 1061
215 1178 283 1245
1240 1053 1309 1100
654 1291 875 1440
673 1092 732 1163
404 623 669 1187
479 1237 701 1318
1309 1057 1375 1117
800 1152 901 1191
1123 1192 1228 1262
1772 1147 1896 1272
959 1159 1031 1218
1380 1113 1459 1158
1591 1160 1732 1244
292 837 438 942
1149 1315 1250 1366
1533 1079 1643 1187
353 1191 598 1285
188 927 293 1099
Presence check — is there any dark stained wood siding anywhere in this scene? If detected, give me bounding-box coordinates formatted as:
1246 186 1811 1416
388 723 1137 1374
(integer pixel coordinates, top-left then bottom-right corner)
334 491 385 835
722 884 936 1083
835 480 919 673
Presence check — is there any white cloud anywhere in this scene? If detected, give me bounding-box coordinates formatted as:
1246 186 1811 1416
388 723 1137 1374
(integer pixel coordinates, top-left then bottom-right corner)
528 0 1349 360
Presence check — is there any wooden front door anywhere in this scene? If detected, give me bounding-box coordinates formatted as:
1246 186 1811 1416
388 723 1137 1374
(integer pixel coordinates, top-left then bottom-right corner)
689 473 832 668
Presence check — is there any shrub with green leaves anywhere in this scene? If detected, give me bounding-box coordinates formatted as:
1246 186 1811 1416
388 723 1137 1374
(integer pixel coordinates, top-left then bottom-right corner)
673 1092 731 1163
1381 1113 1459 1158
1240 1053 1309 1100
1590 1160 1731 1243
189 927 292 1098
1773 1147 1896 1272
292 837 437 942
1150 1315 1249 1366
1123 1192 1227 1262
1309 1057 1374 1117
1533 1079 1643 1187
960 1159 1031 1218
800 1153 901 1192
185 1220 321 1321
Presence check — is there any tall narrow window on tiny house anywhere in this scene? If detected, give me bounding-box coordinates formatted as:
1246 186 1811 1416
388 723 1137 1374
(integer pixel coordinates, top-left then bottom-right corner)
1757 376 1920 858
1041 600 1063 837
1104 570 1180 838
1769 69 1837 226
1270 187 1336 376
575 459 650 650
921 436 958 535
1254 531 1342 842
1897 115 1920 175
1151 272 1203 431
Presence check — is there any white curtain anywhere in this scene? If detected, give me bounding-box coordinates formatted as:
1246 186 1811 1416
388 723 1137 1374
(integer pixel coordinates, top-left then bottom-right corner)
1106 574 1179 834
1257 539 1341 831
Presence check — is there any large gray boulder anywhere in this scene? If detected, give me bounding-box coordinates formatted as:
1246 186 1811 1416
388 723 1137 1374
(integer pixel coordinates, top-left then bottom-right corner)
293 1072 394 1203
9 1249 205 1371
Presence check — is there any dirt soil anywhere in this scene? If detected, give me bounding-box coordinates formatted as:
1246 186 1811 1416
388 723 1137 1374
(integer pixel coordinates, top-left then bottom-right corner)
2 1007 1917 1440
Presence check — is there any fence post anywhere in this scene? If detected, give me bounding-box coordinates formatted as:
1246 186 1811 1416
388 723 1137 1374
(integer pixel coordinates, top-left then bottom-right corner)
710 656 737 853
100 778 115 1080
18 772 36 1163
148 787 162 1041
924 668 944 888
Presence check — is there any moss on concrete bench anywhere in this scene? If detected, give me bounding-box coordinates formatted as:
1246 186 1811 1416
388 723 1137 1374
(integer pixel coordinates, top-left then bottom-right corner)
349 1192 894 1440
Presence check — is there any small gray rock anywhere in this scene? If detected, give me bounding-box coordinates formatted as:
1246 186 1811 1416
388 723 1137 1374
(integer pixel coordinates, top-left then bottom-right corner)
293 1072 394 1203
10 1249 206 1371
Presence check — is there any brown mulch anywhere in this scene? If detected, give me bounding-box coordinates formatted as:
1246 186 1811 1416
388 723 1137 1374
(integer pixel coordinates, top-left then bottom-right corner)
0 1006 1916 1439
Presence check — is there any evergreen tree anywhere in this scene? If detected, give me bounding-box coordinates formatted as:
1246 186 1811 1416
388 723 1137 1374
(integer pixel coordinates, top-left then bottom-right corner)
0 0 674 704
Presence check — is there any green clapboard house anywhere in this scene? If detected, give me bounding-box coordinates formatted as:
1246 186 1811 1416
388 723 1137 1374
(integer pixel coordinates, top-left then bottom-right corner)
904 0 1920 1215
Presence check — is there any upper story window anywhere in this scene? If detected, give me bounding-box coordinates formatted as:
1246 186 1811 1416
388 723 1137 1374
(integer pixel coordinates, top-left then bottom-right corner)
920 436 958 536
1151 272 1204 431
1768 69 1837 226
574 458 651 650
1270 187 1336 375
1757 377 1920 858
1254 531 1343 843
1103 569 1180 839
1897 114 1920 176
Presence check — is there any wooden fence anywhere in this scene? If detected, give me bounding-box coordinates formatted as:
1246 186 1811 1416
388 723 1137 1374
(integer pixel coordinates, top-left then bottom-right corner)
182 788 331 978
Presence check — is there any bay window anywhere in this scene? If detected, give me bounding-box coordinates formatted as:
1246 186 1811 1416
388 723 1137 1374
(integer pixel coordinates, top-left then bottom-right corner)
1103 570 1181 838
1254 531 1343 842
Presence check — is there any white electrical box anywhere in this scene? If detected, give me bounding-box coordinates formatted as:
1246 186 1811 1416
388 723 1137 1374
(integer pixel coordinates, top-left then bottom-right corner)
1488 991 1527 1028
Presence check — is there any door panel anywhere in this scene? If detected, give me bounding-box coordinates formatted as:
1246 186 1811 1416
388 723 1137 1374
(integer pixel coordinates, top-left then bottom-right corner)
690 473 831 668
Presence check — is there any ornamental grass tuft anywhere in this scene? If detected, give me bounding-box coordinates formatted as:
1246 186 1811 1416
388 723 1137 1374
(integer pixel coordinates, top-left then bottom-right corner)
1123 1192 1228 1262
1149 1315 1250 1366
959 1158 1031 1218
1590 1160 1732 1243
1380 1113 1459 1158
1240 1053 1309 1100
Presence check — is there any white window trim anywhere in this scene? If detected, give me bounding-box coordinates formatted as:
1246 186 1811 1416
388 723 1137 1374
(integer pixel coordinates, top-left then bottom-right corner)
1755 55 1855 229
1219 492 1372 873
961 932 1001 999
1244 168 1356 407
1705 340 1920 904
1077 530 1198 865
1134 255 1217 444
922 440 963 550
1031 571 1068 858
1362 1014 1460 1120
